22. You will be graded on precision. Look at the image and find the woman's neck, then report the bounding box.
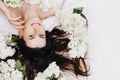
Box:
[22,4,39,22]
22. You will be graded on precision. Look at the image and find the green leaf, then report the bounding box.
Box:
[12,1,16,5]
[73,7,84,14]
[15,60,26,76]
[19,70,27,76]
[50,74,55,79]
[6,1,11,4]
[47,73,57,80]
[11,36,18,42]
[15,60,22,70]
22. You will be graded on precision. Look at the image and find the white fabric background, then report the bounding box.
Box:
[0,0,120,80]
[84,0,120,80]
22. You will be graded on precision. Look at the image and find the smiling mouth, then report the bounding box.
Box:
[31,23,40,26]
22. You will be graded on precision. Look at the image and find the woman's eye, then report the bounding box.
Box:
[29,35,34,39]
[29,35,33,37]
[39,34,45,39]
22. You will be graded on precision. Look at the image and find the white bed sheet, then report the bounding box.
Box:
[85,0,120,80]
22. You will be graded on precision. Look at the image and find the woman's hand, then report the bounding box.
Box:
[6,10,25,38]
[5,10,25,29]
[0,1,25,29]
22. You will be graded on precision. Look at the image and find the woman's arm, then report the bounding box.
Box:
[0,0,9,14]
[38,8,55,19]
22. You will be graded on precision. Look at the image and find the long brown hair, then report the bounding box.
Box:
[16,25,88,80]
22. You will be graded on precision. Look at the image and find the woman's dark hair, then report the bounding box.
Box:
[16,26,88,80]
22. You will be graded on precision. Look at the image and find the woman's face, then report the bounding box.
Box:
[23,18,46,48]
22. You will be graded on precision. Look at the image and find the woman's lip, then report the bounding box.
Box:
[31,23,40,26]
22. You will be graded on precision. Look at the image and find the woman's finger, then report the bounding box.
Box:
[8,16,22,21]
[10,20,24,26]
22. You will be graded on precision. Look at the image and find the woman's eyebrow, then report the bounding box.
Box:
[39,34,46,38]
[39,34,45,36]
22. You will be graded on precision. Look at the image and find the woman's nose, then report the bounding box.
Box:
[34,26,39,34]
[34,26,38,30]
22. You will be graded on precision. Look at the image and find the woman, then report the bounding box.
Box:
[0,0,56,48]
[0,0,88,80]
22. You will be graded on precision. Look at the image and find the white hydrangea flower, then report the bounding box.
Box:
[34,62,60,80]
[25,0,42,5]
[49,0,64,12]
[0,59,24,80]
[0,74,4,80]
[39,0,64,12]
[0,35,5,41]
[56,11,88,58]
[34,73,46,80]
[11,70,23,80]
[0,42,6,48]
[68,35,88,58]
[56,11,86,29]
[0,32,15,59]
[3,0,24,8]
[39,0,51,12]
[0,61,9,73]
[0,46,15,58]
[0,32,12,42]
[0,48,15,59]
[7,59,16,68]
[44,62,60,78]
[3,72,12,80]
